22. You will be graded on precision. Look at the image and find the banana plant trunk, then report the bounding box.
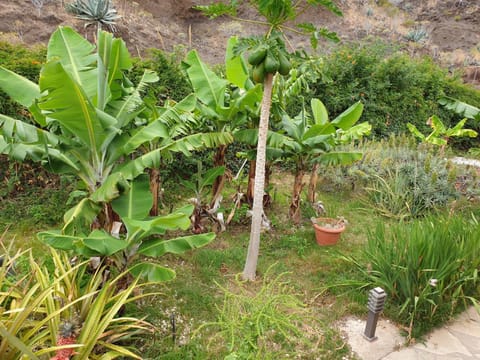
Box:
[243,72,274,281]
[149,167,161,216]
[307,162,319,203]
[92,203,116,233]
[210,144,227,209]
[289,165,305,224]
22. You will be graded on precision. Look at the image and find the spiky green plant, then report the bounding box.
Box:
[65,0,120,30]
[341,215,480,340]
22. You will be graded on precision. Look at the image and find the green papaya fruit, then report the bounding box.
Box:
[252,62,265,84]
[278,51,292,76]
[248,48,267,66]
[264,51,280,74]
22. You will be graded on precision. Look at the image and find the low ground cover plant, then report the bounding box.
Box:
[193,265,325,359]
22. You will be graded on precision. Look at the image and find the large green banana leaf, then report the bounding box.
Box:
[226,36,250,89]
[184,50,228,109]
[97,30,133,106]
[47,26,97,99]
[139,233,215,257]
[439,97,480,121]
[0,67,40,108]
[316,151,363,166]
[331,101,364,130]
[39,61,107,152]
[111,174,152,220]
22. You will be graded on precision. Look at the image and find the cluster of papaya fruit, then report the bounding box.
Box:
[247,38,292,84]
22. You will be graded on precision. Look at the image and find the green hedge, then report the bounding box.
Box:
[129,48,192,105]
[311,41,480,147]
[0,42,45,120]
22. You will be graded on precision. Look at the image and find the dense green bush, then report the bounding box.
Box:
[0,42,45,121]
[345,215,480,340]
[322,135,459,219]
[311,41,480,146]
[129,48,192,105]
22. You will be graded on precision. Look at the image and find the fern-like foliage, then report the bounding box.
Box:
[65,0,120,31]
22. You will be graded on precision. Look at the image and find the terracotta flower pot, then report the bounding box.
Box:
[312,217,346,246]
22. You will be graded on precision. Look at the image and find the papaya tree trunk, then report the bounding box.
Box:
[246,159,256,206]
[210,144,227,209]
[243,72,274,281]
[149,167,161,216]
[307,162,319,203]
[289,164,305,224]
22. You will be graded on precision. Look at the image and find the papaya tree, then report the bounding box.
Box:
[196,0,342,280]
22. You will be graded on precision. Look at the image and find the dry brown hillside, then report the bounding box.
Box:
[0,0,479,86]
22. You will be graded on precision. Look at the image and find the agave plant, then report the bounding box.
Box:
[66,0,120,31]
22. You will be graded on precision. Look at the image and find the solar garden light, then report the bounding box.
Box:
[363,287,387,341]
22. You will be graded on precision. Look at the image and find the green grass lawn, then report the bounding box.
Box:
[1,158,479,359]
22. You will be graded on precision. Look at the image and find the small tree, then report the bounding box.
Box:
[196,0,342,280]
[278,99,370,223]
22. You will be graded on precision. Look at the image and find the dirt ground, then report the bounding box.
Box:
[0,0,479,86]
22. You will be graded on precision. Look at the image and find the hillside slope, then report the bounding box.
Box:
[0,0,479,86]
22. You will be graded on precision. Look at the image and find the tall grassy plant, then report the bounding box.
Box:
[348,215,480,340]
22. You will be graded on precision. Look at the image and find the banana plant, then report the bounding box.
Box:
[180,161,226,233]
[407,115,478,155]
[439,96,480,122]
[182,37,262,209]
[279,99,370,223]
[0,26,229,233]
[39,174,215,282]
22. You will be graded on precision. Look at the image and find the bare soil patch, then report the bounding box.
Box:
[0,1,479,86]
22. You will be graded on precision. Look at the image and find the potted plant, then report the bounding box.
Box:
[311,216,347,246]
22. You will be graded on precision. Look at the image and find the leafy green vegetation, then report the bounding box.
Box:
[0,246,152,359]
[1,18,480,359]
[342,215,480,340]
[311,41,480,147]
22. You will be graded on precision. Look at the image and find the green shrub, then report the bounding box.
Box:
[0,42,45,121]
[344,215,480,340]
[311,41,480,146]
[129,48,192,105]
[322,135,459,218]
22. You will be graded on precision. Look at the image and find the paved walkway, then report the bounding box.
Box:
[339,307,480,360]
